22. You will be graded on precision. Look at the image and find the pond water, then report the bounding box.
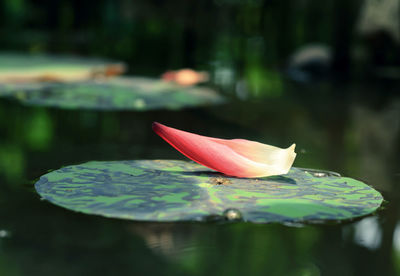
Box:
[0,80,399,276]
[1,0,400,275]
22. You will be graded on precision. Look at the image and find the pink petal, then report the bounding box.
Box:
[161,69,209,86]
[152,122,296,178]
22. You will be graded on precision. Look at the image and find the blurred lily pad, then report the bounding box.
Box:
[35,160,383,223]
[1,77,224,110]
[0,52,125,83]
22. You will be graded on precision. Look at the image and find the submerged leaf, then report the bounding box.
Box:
[34,160,383,223]
[153,122,296,178]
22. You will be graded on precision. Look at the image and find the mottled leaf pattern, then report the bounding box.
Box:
[35,160,383,223]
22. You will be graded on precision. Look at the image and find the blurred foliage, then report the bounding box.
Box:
[24,109,53,150]
[0,0,399,97]
[0,144,25,182]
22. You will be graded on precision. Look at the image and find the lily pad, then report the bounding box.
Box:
[0,77,224,110]
[34,160,383,223]
[0,52,125,83]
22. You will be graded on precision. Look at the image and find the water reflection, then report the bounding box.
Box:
[0,229,10,238]
[354,217,382,250]
[393,222,400,252]
[128,222,324,275]
[351,98,400,192]
[129,223,208,261]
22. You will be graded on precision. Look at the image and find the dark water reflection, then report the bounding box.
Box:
[0,80,399,276]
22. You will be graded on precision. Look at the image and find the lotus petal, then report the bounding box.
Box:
[161,69,209,86]
[152,122,296,178]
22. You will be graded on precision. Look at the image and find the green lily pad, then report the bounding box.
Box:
[34,160,383,223]
[0,77,224,110]
[0,52,124,83]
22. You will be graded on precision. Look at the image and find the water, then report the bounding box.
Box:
[1,0,400,275]
[0,80,399,275]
